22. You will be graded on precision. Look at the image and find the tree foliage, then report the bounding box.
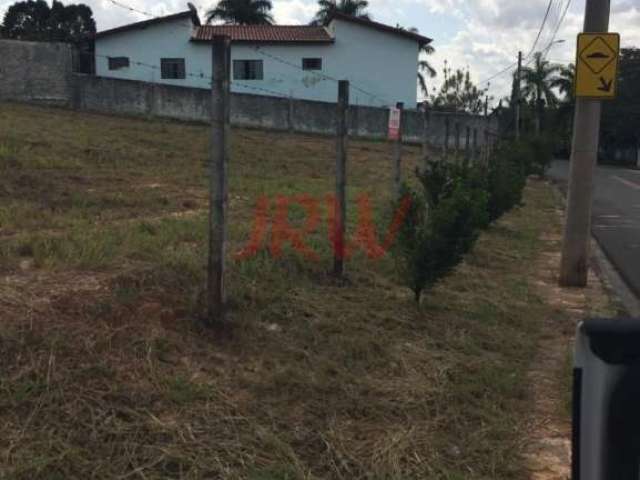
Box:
[206,0,274,25]
[312,0,369,25]
[521,53,562,108]
[521,52,563,134]
[430,65,488,113]
[392,136,549,305]
[417,43,436,97]
[601,47,640,163]
[551,63,575,102]
[1,0,95,43]
[393,161,490,304]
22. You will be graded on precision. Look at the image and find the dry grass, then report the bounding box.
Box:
[0,102,580,479]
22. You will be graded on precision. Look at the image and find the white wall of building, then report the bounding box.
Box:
[95,17,420,108]
[95,19,206,87]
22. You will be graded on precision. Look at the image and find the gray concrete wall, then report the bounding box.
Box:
[0,39,73,105]
[72,74,498,146]
[0,39,497,145]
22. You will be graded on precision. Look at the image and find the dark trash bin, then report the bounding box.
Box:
[573,319,640,479]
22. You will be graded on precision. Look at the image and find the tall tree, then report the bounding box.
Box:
[521,52,562,135]
[601,48,640,165]
[404,27,436,98]
[430,66,488,114]
[552,64,575,99]
[206,0,274,25]
[1,0,95,43]
[418,43,436,97]
[313,0,369,25]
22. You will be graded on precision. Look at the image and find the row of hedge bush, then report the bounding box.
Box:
[393,136,552,305]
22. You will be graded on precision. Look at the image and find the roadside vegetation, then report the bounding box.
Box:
[0,102,585,479]
[393,136,552,303]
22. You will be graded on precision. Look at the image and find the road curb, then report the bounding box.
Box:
[549,178,640,317]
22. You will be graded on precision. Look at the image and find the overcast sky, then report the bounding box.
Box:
[1,0,639,101]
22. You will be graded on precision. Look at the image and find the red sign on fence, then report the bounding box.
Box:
[388,107,401,141]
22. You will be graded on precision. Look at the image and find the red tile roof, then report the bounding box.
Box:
[192,25,334,44]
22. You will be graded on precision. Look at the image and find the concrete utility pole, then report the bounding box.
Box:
[393,102,404,198]
[559,0,611,287]
[515,51,522,141]
[334,80,349,277]
[208,35,231,325]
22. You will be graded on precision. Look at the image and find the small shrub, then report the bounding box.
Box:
[394,179,488,305]
[526,136,554,176]
[486,142,528,222]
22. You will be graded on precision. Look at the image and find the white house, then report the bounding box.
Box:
[94,7,431,108]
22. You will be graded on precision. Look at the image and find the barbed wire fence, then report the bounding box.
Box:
[81,0,503,325]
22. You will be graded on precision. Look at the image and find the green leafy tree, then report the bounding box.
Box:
[206,0,274,25]
[313,0,369,25]
[430,65,488,114]
[551,63,575,102]
[601,48,640,165]
[521,52,562,135]
[394,163,489,305]
[1,0,95,43]
[547,63,576,153]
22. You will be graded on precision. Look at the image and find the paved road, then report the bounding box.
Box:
[550,161,640,298]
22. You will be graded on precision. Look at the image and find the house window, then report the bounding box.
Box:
[233,60,263,80]
[108,57,129,70]
[161,58,186,79]
[302,58,322,71]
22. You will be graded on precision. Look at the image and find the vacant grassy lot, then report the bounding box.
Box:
[0,103,608,479]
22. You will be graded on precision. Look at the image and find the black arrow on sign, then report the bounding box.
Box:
[597,76,613,92]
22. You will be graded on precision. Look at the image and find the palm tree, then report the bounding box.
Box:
[521,52,562,135]
[551,63,576,152]
[313,0,369,25]
[551,63,575,103]
[206,0,274,25]
[410,27,436,97]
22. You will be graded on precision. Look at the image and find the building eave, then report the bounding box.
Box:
[94,10,200,40]
[326,12,432,46]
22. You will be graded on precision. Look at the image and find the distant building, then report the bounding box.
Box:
[93,8,431,108]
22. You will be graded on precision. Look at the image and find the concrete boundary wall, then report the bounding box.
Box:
[73,74,497,147]
[0,39,73,105]
[0,39,497,146]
